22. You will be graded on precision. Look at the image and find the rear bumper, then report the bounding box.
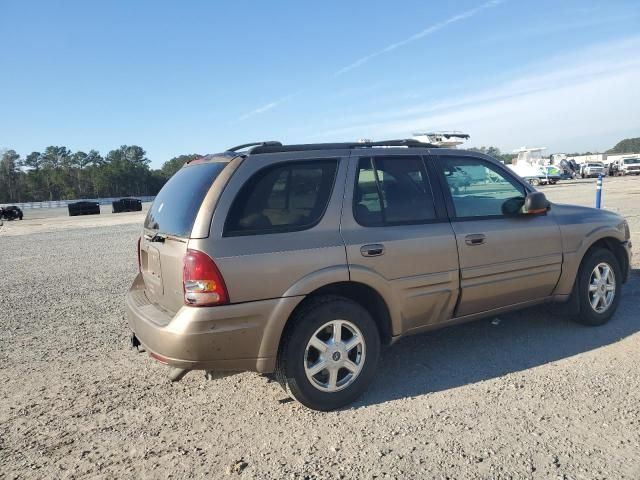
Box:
[126,273,302,373]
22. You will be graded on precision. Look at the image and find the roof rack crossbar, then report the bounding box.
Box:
[226,141,283,152]
[248,139,438,154]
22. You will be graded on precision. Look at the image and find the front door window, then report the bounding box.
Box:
[440,157,526,217]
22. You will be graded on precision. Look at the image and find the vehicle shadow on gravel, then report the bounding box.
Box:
[355,269,640,408]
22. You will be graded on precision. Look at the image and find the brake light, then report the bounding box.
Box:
[182,249,229,306]
[137,237,141,273]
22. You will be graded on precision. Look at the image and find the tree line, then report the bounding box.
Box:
[2,137,637,204]
[0,146,198,204]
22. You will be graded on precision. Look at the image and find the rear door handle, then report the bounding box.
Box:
[464,234,486,246]
[360,244,385,257]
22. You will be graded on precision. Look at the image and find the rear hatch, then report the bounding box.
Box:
[140,161,229,314]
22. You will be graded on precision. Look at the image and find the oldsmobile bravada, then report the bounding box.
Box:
[127,139,631,410]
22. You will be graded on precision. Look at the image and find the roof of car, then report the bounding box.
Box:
[228,139,440,155]
[187,141,500,167]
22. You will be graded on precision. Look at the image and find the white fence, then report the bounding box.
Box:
[1,196,156,209]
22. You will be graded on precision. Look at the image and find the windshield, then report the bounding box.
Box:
[588,163,603,167]
[144,162,227,237]
[623,158,640,164]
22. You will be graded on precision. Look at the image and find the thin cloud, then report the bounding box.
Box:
[236,0,504,121]
[237,101,279,122]
[333,0,503,77]
[305,37,640,152]
[236,91,302,122]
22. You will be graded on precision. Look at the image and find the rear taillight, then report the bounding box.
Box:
[137,237,141,273]
[182,249,229,307]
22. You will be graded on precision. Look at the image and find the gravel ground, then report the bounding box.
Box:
[1,177,639,479]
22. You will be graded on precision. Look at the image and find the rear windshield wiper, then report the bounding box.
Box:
[144,233,166,243]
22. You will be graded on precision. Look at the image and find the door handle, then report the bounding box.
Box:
[360,244,385,257]
[465,234,486,246]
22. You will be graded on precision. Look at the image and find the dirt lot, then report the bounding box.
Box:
[1,177,639,479]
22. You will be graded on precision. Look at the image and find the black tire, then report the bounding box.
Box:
[572,248,622,326]
[276,295,381,411]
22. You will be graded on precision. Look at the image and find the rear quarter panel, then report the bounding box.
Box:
[188,151,351,303]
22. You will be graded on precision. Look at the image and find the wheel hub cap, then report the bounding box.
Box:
[588,262,616,314]
[304,320,366,392]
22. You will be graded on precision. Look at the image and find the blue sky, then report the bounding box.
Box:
[2,0,640,167]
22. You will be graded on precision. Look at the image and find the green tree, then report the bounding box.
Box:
[0,144,190,202]
[0,149,21,202]
[161,154,200,178]
[40,146,72,199]
[24,151,43,171]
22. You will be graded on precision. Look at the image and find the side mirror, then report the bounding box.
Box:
[524,191,550,214]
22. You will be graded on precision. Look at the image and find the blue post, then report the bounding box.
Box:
[596,175,602,209]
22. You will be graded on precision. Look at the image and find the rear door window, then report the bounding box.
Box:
[354,156,437,226]
[224,159,338,236]
[144,162,227,237]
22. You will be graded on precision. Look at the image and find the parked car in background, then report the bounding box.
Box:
[580,162,605,178]
[112,198,142,213]
[616,157,640,175]
[0,205,23,220]
[68,201,100,216]
[127,139,631,410]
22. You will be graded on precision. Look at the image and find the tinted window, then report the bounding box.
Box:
[440,157,526,217]
[354,156,437,226]
[225,159,338,235]
[144,162,227,237]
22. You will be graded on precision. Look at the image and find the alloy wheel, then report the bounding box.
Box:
[588,262,616,313]
[303,320,366,392]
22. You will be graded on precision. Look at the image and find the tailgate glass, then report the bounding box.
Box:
[145,162,227,237]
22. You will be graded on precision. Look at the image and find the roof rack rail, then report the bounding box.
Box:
[227,141,283,152]
[248,138,437,154]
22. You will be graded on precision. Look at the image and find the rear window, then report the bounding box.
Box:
[144,162,227,237]
[224,159,338,236]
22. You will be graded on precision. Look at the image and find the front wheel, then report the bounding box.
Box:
[276,296,380,411]
[572,248,622,326]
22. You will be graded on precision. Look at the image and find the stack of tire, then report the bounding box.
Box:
[68,201,100,216]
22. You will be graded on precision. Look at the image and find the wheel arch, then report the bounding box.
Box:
[555,223,629,296]
[581,237,629,282]
[279,281,394,353]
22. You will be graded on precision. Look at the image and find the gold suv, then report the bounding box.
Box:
[127,140,632,410]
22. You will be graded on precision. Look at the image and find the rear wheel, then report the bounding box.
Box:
[529,178,541,186]
[276,295,380,411]
[572,248,621,326]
